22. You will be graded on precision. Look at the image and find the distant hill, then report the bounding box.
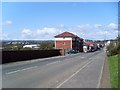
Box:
[2,40,54,43]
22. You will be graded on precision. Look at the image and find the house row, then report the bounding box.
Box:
[54,32,103,54]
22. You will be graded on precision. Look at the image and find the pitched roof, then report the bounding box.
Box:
[84,41,94,45]
[55,32,77,37]
[79,37,84,40]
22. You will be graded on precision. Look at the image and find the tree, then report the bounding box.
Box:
[39,42,54,50]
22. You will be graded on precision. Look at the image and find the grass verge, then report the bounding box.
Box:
[108,54,118,88]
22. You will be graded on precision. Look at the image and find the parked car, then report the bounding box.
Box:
[87,46,98,52]
[67,50,78,54]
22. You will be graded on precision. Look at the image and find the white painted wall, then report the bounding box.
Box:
[55,37,72,41]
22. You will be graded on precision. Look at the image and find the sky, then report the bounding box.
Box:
[1,2,118,40]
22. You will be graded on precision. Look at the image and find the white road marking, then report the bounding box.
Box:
[6,61,61,75]
[46,61,61,66]
[81,57,85,59]
[6,66,38,75]
[97,59,105,88]
[56,60,93,88]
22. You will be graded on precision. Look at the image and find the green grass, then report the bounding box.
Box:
[108,54,118,88]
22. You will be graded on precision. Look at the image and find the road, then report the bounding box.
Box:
[2,49,106,88]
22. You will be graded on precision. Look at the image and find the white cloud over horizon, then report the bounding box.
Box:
[70,23,118,40]
[94,24,102,29]
[21,29,33,38]
[21,27,61,40]
[2,23,118,40]
[107,23,118,30]
[37,27,57,35]
[1,33,10,40]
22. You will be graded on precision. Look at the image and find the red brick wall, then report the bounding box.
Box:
[59,49,65,56]
[55,40,72,49]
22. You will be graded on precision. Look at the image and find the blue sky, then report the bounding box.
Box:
[2,2,118,40]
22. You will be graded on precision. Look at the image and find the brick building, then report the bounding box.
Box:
[54,32,83,53]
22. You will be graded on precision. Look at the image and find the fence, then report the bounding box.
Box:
[2,49,62,64]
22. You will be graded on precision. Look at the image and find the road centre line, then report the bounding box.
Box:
[6,66,38,75]
[56,59,94,88]
[6,61,61,75]
[46,61,61,66]
[81,57,85,59]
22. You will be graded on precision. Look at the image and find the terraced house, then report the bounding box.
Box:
[54,32,84,53]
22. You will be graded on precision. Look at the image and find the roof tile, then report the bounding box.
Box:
[55,32,77,37]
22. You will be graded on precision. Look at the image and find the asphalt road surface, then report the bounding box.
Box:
[2,49,106,88]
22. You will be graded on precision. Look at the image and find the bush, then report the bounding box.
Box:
[108,47,118,56]
[107,40,120,56]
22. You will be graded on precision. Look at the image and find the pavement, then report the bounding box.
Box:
[100,55,111,88]
[2,49,107,88]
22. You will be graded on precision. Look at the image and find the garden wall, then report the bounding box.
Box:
[2,49,62,64]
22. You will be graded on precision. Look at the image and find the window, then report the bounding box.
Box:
[63,42,65,45]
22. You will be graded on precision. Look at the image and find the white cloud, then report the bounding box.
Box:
[5,20,12,24]
[36,27,60,39]
[21,29,33,38]
[94,24,102,29]
[1,33,10,40]
[11,23,119,40]
[69,23,118,40]
[21,27,61,40]
[107,23,118,30]
[80,32,85,35]
[58,24,64,28]
[55,24,68,33]
[2,20,12,25]
[37,27,57,35]
[70,32,77,35]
